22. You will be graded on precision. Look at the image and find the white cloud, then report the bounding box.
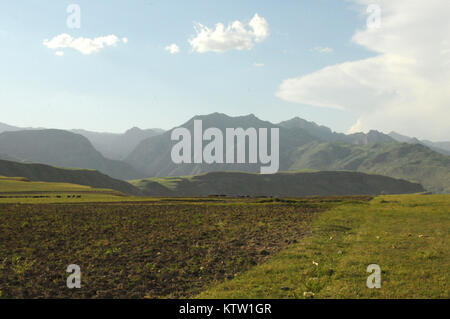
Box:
[189,13,269,53]
[254,62,264,67]
[122,37,128,44]
[165,43,180,54]
[312,46,333,54]
[43,33,125,55]
[55,51,64,56]
[277,0,450,140]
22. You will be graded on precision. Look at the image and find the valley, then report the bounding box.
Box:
[0,114,448,299]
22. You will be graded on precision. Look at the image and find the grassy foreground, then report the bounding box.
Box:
[198,194,449,299]
[0,191,447,299]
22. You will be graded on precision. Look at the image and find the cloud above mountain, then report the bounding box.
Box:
[43,34,127,55]
[276,0,450,140]
[189,13,269,53]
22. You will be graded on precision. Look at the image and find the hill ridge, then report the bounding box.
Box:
[132,170,424,197]
[0,159,142,195]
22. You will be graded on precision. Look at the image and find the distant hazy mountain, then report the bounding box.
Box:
[0,153,20,162]
[72,127,163,160]
[126,113,317,176]
[0,159,141,195]
[0,122,21,133]
[431,141,450,152]
[126,113,449,193]
[278,117,341,141]
[389,132,450,156]
[278,117,394,145]
[131,171,424,197]
[435,141,450,151]
[0,122,164,160]
[0,130,144,180]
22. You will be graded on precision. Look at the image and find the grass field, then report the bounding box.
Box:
[130,176,195,191]
[198,194,449,299]
[0,176,95,193]
[0,176,129,203]
[0,184,448,299]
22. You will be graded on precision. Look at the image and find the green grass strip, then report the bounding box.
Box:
[198,194,449,299]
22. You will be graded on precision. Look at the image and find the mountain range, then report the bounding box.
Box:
[0,122,164,160]
[126,113,449,193]
[388,131,450,156]
[0,114,449,194]
[279,117,395,145]
[71,127,163,160]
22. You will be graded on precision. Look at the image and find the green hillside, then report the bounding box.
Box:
[289,142,450,193]
[0,175,93,192]
[0,159,142,195]
[131,171,424,197]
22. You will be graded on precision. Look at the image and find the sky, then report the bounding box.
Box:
[0,0,449,141]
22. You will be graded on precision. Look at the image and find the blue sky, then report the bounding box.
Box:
[1,0,448,140]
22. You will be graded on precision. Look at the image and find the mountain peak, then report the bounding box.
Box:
[184,113,270,128]
[125,127,143,134]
